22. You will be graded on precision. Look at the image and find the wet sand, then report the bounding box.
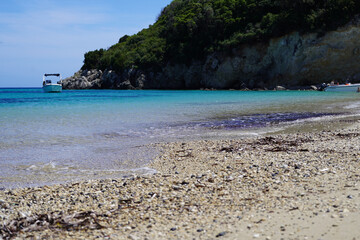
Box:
[1,118,360,239]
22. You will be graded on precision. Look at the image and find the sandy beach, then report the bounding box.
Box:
[1,118,360,239]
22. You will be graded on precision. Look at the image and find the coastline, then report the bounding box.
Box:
[1,118,360,239]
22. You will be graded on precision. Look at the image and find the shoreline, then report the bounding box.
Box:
[1,118,360,239]
[6,88,358,190]
[1,110,356,190]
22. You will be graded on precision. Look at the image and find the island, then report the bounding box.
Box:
[63,0,360,90]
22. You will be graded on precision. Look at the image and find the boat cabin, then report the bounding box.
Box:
[43,80,52,85]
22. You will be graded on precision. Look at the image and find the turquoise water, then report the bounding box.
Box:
[1,88,360,188]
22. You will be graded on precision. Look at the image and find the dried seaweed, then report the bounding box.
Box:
[0,211,105,239]
[255,136,305,147]
[335,133,360,138]
[219,146,236,152]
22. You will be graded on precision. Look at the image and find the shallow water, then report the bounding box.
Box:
[1,88,360,188]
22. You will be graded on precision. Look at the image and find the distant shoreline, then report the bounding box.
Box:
[1,86,322,91]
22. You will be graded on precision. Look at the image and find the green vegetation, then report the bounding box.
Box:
[82,0,360,72]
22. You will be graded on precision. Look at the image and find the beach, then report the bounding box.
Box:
[1,117,359,239]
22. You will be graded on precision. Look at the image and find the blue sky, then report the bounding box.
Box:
[0,0,172,87]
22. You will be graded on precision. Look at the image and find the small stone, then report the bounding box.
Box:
[216,232,226,237]
[253,233,260,238]
[170,227,177,231]
[195,183,206,188]
[119,197,133,204]
[172,185,182,191]
[180,180,189,185]
[124,226,132,231]
[347,195,353,199]
[197,228,204,232]
[225,176,234,182]
[128,235,139,240]
[280,226,286,231]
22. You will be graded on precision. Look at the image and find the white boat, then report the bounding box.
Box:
[42,73,62,93]
[325,83,360,92]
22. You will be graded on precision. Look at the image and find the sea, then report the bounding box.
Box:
[1,88,360,189]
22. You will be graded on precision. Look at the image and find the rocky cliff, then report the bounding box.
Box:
[62,18,360,90]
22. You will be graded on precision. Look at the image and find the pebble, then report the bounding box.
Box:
[216,232,227,237]
[172,185,182,191]
[128,234,139,240]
